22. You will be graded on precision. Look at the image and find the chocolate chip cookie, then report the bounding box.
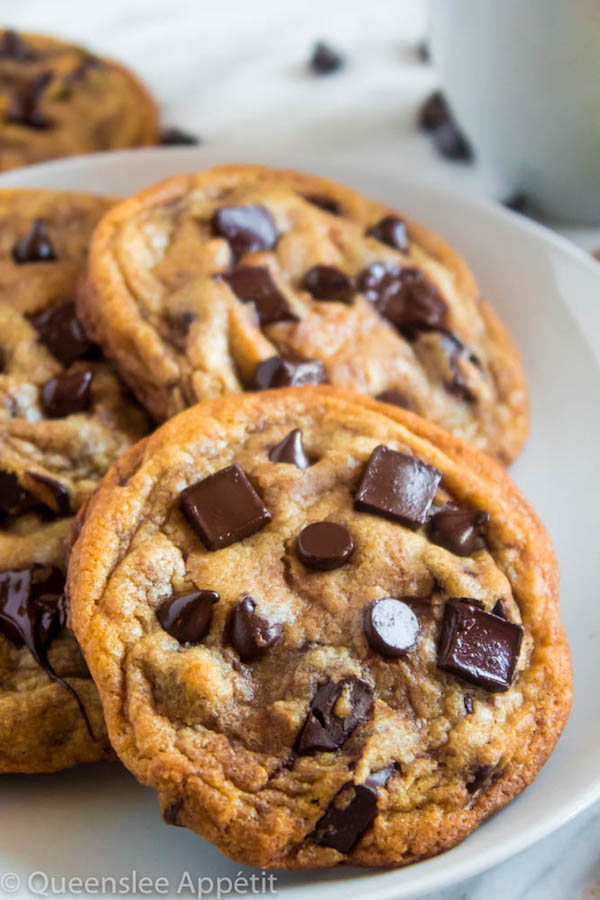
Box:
[0,189,149,772]
[0,29,158,171]
[67,387,570,868]
[78,164,529,464]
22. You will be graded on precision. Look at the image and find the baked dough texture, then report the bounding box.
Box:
[78,164,529,464]
[68,387,570,868]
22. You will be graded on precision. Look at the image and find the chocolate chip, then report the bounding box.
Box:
[223,266,297,326]
[7,72,52,129]
[0,564,92,734]
[27,473,71,517]
[160,127,201,146]
[251,354,328,390]
[375,388,416,412]
[492,599,508,619]
[464,696,474,715]
[311,783,377,853]
[358,263,447,338]
[364,597,420,657]
[211,205,277,258]
[466,764,494,794]
[228,594,282,660]
[0,29,34,60]
[296,675,373,754]
[41,369,93,418]
[156,589,218,644]
[419,91,473,161]
[437,600,523,692]
[12,218,57,264]
[296,522,354,571]
[355,445,441,529]
[268,428,311,468]
[437,331,477,402]
[304,194,341,215]
[29,300,92,366]
[427,505,489,556]
[309,41,345,75]
[367,216,409,253]
[419,91,449,131]
[180,464,271,551]
[303,265,354,304]
[0,470,34,518]
[162,800,184,826]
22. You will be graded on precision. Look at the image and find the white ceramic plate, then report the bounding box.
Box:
[1,148,599,900]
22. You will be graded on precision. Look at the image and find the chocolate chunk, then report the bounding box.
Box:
[364,766,396,789]
[492,599,508,619]
[41,369,93,418]
[367,216,409,253]
[160,127,201,146]
[358,263,447,338]
[309,41,345,75]
[211,205,277,258]
[268,428,311,468]
[466,764,494,794]
[162,800,184,827]
[12,218,57,264]
[180,464,271,551]
[438,600,523,692]
[355,445,441,529]
[304,194,341,215]
[364,597,420,657]
[223,266,297,326]
[296,522,354,571]
[0,29,34,60]
[427,505,489,556]
[251,354,328,390]
[156,589,218,644]
[311,783,377,853]
[0,470,34,518]
[419,91,473,161]
[296,675,373,754]
[228,594,282,660]
[464,696,474,715]
[375,388,416,412]
[7,73,52,129]
[27,473,70,517]
[303,265,354,304]
[0,564,92,734]
[30,300,92,366]
[437,331,477,402]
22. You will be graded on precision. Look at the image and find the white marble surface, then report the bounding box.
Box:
[4,0,600,897]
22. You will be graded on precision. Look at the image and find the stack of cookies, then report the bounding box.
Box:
[0,155,571,867]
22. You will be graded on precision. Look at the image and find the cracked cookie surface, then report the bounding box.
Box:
[0,29,158,171]
[0,189,149,773]
[78,164,529,463]
[68,387,570,868]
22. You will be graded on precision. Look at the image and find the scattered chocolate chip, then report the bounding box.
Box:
[296,522,354,571]
[0,470,34,518]
[296,675,373,754]
[437,331,477,402]
[180,464,271,551]
[503,192,531,215]
[364,597,420,657]
[427,505,489,556]
[40,369,93,418]
[251,354,328,390]
[303,265,354,304]
[223,266,297,326]
[7,72,52,129]
[364,766,396,789]
[419,91,473,161]
[228,594,282,660]
[309,41,345,75]
[355,444,441,529]
[12,218,57,264]
[367,216,409,253]
[156,589,218,644]
[492,599,508,619]
[160,127,201,146]
[311,783,377,853]
[0,564,92,734]
[0,29,34,60]
[416,40,430,63]
[438,600,523,692]
[211,205,277,258]
[375,388,416,412]
[29,300,92,366]
[27,473,70,517]
[358,263,447,338]
[162,800,184,826]
[304,194,341,215]
[268,428,311,468]
[466,764,494,794]
[464,696,474,715]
